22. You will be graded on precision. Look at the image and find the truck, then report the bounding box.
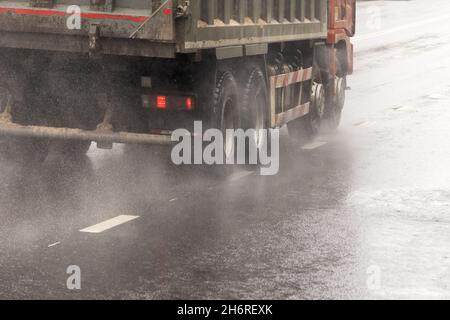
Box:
[0,0,355,165]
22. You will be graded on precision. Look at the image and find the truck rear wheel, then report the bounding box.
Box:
[240,65,270,165]
[212,70,239,164]
[205,69,240,176]
[241,66,268,150]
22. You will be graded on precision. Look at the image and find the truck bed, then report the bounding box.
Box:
[0,0,328,58]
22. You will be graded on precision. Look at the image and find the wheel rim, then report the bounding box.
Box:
[310,83,325,135]
[329,77,346,128]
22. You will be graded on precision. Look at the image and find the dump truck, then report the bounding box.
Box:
[0,0,355,164]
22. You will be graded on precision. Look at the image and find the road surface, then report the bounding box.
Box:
[1,0,450,299]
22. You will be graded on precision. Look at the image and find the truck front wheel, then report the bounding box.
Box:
[288,81,325,144]
[324,58,347,131]
[325,76,346,130]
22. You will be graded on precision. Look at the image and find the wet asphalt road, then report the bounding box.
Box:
[1,0,450,299]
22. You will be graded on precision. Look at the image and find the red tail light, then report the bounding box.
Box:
[142,94,194,111]
[186,97,192,110]
[163,8,173,16]
[156,96,167,109]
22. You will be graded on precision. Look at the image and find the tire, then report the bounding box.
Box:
[241,67,268,143]
[240,65,270,165]
[209,70,239,176]
[324,76,346,131]
[324,60,346,131]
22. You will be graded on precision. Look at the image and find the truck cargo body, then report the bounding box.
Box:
[0,0,355,164]
[0,0,328,57]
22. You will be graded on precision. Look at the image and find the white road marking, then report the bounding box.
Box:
[169,198,178,202]
[302,141,327,150]
[80,215,140,234]
[228,170,254,182]
[47,242,61,248]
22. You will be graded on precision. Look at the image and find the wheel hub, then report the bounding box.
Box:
[311,82,325,118]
